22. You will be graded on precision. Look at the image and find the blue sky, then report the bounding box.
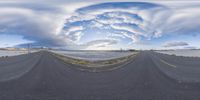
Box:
[0,0,200,50]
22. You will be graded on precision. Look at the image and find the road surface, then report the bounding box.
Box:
[0,51,200,100]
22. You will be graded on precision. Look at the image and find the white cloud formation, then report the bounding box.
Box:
[63,2,166,47]
[0,5,67,46]
[162,7,200,36]
[66,31,83,42]
[0,1,200,50]
[0,1,93,48]
[83,39,118,50]
[63,26,83,35]
[163,41,189,47]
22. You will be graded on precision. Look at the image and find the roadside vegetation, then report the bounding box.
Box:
[51,51,139,72]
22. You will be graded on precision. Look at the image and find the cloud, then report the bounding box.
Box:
[163,41,189,47]
[62,39,118,50]
[184,46,198,49]
[0,5,67,47]
[0,1,92,48]
[0,1,200,50]
[85,39,117,47]
[66,31,83,42]
[63,2,166,46]
[84,39,117,50]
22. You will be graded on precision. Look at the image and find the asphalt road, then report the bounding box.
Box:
[0,51,200,100]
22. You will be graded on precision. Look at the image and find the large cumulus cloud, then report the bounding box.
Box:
[0,3,67,47]
[0,1,91,48]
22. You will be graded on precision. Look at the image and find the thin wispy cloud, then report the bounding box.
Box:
[163,41,189,47]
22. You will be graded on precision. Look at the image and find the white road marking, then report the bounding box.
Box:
[160,59,177,68]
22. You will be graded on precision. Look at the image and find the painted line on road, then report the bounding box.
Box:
[160,59,177,68]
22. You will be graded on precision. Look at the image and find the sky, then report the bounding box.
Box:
[0,0,200,50]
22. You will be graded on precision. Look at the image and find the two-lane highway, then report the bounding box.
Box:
[0,51,200,100]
